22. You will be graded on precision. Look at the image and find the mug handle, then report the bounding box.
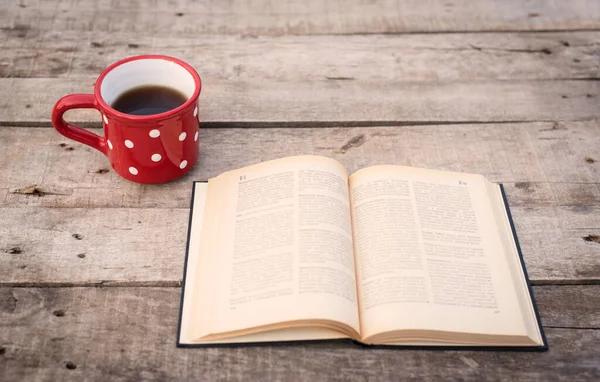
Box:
[51,94,108,155]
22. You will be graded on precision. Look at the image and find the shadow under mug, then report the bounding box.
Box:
[51,55,202,184]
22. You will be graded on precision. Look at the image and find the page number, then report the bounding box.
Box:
[458,180,467,186]
[240,175,247,181]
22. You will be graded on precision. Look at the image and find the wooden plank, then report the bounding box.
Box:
[1,121,599,206]
[0,287,598,381]
[1,32,599,81]
[534,285,600,328]
[1,202,598,285]
[0,208,186,286]
[2,0,600,36]
[2,78,600,125]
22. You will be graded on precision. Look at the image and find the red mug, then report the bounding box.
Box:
[52,55,202,184]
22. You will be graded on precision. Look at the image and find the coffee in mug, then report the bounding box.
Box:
[111,85,189,116]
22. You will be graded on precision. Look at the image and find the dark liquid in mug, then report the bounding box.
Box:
[111,85,188,115]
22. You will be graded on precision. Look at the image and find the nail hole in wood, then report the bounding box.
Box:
[65,361,77,370]
[7,247,22,254]
[585,157,596,164]
[53,309,65,317]
[582,234,600,243]
[514,182,533,191]
[72,233,83,240]
[77,253,86,258]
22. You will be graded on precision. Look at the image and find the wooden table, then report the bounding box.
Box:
[1,0,599,380]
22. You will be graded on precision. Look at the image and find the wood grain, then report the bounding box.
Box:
[0,287,598,382]
[534,285,600,328]
[2,0,599,379]
[1,32,599,81]
[1,123,599,285]
[2,0,600,36]
[1,121,599,207]
[1,202,598,285]
[2,78,600,125]
[0,207,186,286]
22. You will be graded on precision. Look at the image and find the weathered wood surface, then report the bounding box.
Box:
[2,78,600,125]
[2,121,599,205]
[2,32,599,81]
[2,0,599,380]
[1,123,599,285]
[3,31,599,125]
[1,203,599,285]
[2,0,600,36]
[534,285,600,328]
[0,287,599,382]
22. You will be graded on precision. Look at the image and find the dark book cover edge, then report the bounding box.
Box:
[498,183,549,351]
[176,181,203,347]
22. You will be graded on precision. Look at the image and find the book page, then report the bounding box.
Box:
[349,166,530,342]
[191,156,360,341]
[179,182,209,344]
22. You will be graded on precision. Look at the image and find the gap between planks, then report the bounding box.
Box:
[3,195,600,209]
[321,28,600,36]
[544,326,600,330]
[0,119,589,129]
[1,279,598,288]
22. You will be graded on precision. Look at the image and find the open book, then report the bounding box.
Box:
[178,155,546,349]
